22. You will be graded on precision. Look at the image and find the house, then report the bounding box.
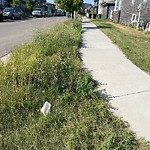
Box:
[82,3,93,16]
[95,0,115,19]
[45,2,55,9]
[113,0,150,25]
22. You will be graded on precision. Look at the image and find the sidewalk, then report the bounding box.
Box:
[80,17,150,141]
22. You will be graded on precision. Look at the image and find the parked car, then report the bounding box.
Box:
[55,9,66,16]
[32,8,45,17]
[0,4,3,22]
[44,11,52,17]
[3,7,23,20]
[0,8,3,22]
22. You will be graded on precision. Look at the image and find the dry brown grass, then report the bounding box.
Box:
[108,22,150,37]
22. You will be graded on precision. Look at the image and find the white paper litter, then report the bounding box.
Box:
[41,101,51,116]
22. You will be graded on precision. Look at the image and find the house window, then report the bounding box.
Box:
[132,0,135,5]
[131,14,137,22]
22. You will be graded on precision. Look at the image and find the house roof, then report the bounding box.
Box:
[101,0,115,6]
[82,3,93,9]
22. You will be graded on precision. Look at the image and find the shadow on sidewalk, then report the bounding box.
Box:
[97,25,111,29]
[83,26,97,30]
[82,21,91,24]
[80,41,90,48]
[99,90,113,101]
[78,50,113,101]
[82,25,111,30]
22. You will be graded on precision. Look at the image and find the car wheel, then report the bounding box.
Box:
[0,18,3,22]
[20,15,23,20]
[11,15,15,20]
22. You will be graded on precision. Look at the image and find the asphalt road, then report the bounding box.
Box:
[0,17,67,58]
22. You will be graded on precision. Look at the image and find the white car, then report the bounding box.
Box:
[32,8,45,17]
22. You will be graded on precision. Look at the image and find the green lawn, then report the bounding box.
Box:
[92,19,150,74]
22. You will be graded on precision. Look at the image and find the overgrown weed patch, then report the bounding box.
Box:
[0,19,149,149]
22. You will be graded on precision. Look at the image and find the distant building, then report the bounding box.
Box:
[113,0,150,25]
[45,2,55,11]
[95,0,115,19]
[36,0,46,5]
[82,3,93,15]
[45,2,55,8]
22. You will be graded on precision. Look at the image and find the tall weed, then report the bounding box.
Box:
[0,19,149,149]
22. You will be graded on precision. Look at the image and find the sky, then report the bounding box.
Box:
[47,0,94,5]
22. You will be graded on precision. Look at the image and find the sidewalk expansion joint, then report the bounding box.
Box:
[111,89,150,99]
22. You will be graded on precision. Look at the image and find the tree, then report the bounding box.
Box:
[54,0,83,18]
[33,2,41,9]
[11,0,21,7]
[25,0,32,14]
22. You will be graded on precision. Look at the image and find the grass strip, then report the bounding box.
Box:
[92,19,150,74]
[0,18,149,149]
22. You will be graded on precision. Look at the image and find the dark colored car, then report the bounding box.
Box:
[0,5,3,22]
[0,9,3,22]
[3,7,23,20]
[44,11,52,17]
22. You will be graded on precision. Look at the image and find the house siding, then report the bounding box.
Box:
[114,0,150,24]
[97,0,115,18]
[119,0,135,24]
[102,4,115,19]
[112,10,121,22]
[102,5,108,18]
[82,3,93,15]
[141,1,150,22]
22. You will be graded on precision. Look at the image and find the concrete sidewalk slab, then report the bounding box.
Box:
[80,17,150,141]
